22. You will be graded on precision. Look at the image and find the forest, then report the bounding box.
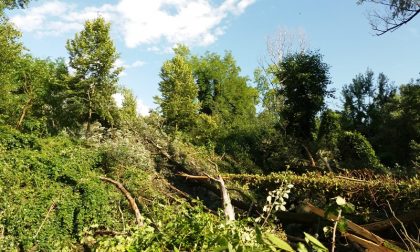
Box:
[0,0,419,251]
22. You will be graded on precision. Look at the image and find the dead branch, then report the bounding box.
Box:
[99,176,144,227]
[205,173,235,222]
[34,201,56,239]
[335,175,368,183]
[178,172,213,180]
[94,230,127,237]
[386,201,420,251]
[344,233,394,252]
[362,209,420,232]
[217,175,235,222]
[304,202,402,251]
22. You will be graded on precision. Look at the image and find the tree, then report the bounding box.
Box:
[66,17,121,136]
[0,9,24,124]
[341,69,375,134]
[117,88,139,129]
[276,51,332,142]
[157,47,199,131]
[12,56,59,132]
[358,0,420,35]
[0,0,30,10]
[191,51,258,127]
[341,70,396,136]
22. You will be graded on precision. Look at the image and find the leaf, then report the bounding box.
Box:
[342,203,355,214]
[255,226,263,244]
[303,232,328,252]
[335,196,346,206]
[267,195,272,203]
[264,233,295,252]
[337,219,348,232]
[297,243,309,252]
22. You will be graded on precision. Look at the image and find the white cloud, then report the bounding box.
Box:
[136,99,150,116]
[112,93,124,108]
[130,60,145,68]
[113,59,145,76]
[112,93,150,116]
[10,0,255,49]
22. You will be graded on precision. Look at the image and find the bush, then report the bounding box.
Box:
[337,131,385,172]
[0,131,125,251]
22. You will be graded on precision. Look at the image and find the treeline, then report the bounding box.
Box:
[1,3,419,176]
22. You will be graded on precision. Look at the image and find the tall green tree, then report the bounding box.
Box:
[66,17,121,136]
[117,88,139,129]
[0,8,24,124]
[157,47,199,131]
[276,51,332,142]
[341,70,396,136]
[12,56,61,132]
[191,51,258,127]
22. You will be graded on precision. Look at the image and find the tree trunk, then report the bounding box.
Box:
[216,175,235,222]
[302,143,316,167]
[16,98,33,129]
[99,176,144,227]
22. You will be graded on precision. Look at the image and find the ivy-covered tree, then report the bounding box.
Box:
[12,56,62,132]
[191,51,258,128]
[0,9,24,124]
[276,51,332,142]
[66,17,122,136]
[157,47,199,131]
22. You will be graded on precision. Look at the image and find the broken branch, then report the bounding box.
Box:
[99,176,144,227]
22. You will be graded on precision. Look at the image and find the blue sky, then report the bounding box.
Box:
[8,0,420,114]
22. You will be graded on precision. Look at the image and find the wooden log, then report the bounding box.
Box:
[217,175,235,222]
[99,176,144,227]
[304,202,403,251]
[344,233,394,252]
[362,209,420,232]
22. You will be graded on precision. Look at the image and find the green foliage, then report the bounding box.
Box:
[226,171,419,215]
[191,51,258,125]
[337,131,384,171]
[0,0,30,9]
[0,125,39,150]
[0,127,128,250]
[90,202,274,251]
[66,17,121,134]
[302,232,328,252]
[0,10,24,125]
[117,88,140,130]
[276,51,332,142]
[157,46,199,131]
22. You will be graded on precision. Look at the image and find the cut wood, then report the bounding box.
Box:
[217,175,235,222]
[304,202,403,251]
[344,233,395,252]
[204,173,235,222]
[362,209,420,232]
[99,176,144,227]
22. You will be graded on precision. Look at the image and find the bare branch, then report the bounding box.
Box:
[99,176,144,227]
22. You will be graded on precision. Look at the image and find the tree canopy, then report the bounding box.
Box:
[66,17,121,136]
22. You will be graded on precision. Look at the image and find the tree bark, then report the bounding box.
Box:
[302,144,316,167]
[216,175,235,222]
[304,202,402,251]
[16,98,33,129]
[99,176,144,227]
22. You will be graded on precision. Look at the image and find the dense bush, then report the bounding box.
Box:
[0,128,127,250]
[337,131,385,172]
